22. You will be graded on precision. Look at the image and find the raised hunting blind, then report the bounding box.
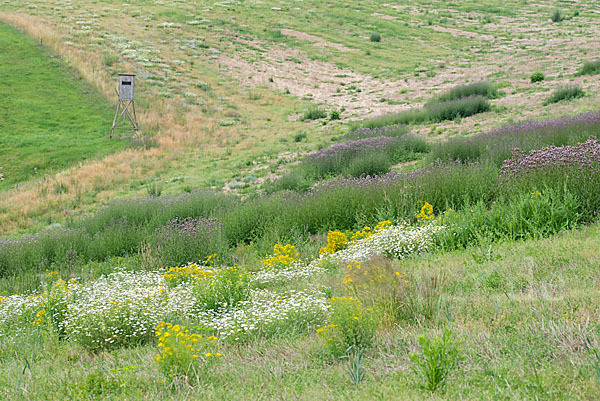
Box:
[109,73,139,138]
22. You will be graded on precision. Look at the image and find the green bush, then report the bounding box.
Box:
[551,9,564,22]
[434,188,582,250]
[543,85,584,105]
[191,266,251,311]
[293,132,307,142]
[530,72,545,83]
[301,108,327,121]
[102,51,119,67]
[429,137,481,163]
[263,170,312,193]
[342,151,392,177]
[369,33,381,42]
[410,329,462,392]
[329,109,341,121]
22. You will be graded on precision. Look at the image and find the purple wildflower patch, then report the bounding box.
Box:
[499,138,600,184]
[306,136,399,161]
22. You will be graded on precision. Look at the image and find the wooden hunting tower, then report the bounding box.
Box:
[109,73,139,138]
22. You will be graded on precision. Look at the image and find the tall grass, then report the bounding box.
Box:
[425,95,490,122]
[543,85,584,105]
[576,60,600,76]
[432,81,498,103]
[0,161,497,278]
[266,134,430,192]
[3,112,600,282]
[355,95,490,128]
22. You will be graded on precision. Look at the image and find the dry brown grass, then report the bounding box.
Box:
[0,148,175,233]
[0,13,224,233]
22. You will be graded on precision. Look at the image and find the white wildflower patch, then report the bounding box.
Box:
[198,288,330,342]
[333,222,445,263]
[0,293,45,337]
[0,267,330,349]
[251,259,326,286]
[62,270,168,349]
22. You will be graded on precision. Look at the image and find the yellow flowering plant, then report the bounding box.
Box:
[317,296,377,358]
[155,321,222,382]
[44,277,72,337]
[320,231,348,254]
[321,221,392,255]
[164,263,214,288]
[416,201,435,223]
[349,220,392,242]
[263,244,301,268]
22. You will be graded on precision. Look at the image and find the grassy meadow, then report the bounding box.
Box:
[0,23,128,188]
[0,0,600,399]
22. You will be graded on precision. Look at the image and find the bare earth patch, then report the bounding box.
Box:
[280,29,356,52]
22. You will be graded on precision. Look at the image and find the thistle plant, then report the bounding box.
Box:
[410,329,462,392]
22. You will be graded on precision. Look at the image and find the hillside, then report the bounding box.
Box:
[0,1,600,400]
[0,0,598,233]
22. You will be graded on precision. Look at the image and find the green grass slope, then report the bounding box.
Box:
[0,23,126,188]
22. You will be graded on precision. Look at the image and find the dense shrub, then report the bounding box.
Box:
[301,108,327,121]
[551,10,564,22]
[543,85,584,105]
[530,72,545,83]
[370,33,381,42]
[329,109,341,120]
[435,188,582,250]
[576,60,600,76]
[343,151,393,177]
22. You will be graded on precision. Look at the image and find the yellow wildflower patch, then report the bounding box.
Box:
[263,244,301,269]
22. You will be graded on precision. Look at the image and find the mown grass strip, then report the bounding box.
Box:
[0,23,127,187]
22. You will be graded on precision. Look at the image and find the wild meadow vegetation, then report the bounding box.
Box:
[1,0,600,399]
[354,82,496,128]
[2,107,600,399]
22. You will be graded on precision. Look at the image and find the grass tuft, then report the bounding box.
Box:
[543,85,584,105]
